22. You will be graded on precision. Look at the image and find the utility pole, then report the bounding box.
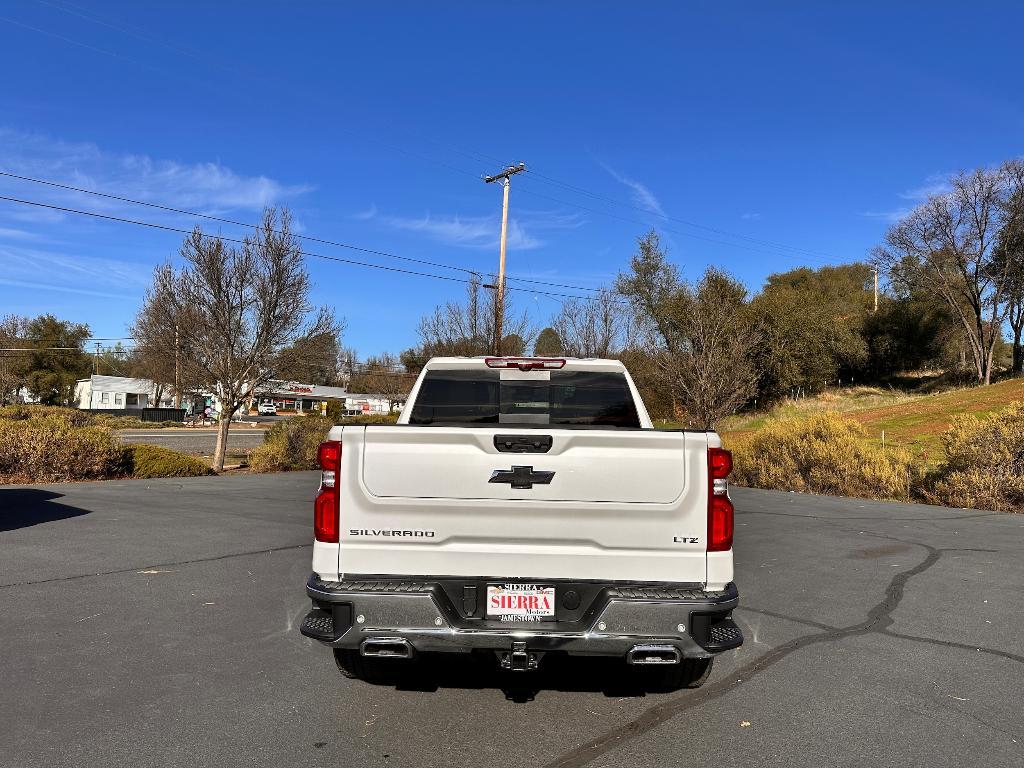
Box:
[174,324,182,409]
[94,342,101,375]
[873,267,879,313]
[483,162,526,356]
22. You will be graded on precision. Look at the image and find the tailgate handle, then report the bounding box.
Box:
[494,434,553,453]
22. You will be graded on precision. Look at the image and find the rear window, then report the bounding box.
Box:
[408,369,641,428]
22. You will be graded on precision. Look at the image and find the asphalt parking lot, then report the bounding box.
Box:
[116,428,267,456]
[1,474,1022,768]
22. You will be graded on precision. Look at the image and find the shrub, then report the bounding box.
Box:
[0,416,129,482]
[339,412,399,425]
[249,416,333,472]
[125,444,213,478]
[90,414,151,429]
[928,402,1024,512]
[0,404,93,427]
[326,400,343,421]
[730,413,917,501]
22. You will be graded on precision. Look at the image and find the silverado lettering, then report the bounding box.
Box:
[348,529,436,538]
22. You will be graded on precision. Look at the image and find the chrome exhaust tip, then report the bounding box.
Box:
[360,637,414,659]
[626,644,681,665]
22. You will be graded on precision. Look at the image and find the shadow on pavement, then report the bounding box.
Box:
[0,488,91,532]
[359,653,684,702]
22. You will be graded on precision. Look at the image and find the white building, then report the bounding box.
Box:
[73,375,403,416]
[74,375,179,410]
[343,393,405,415]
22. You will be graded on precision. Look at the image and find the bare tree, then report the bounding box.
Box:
[873,161,1024,384]
[616,231,760,427]
[992,181,1024,374]
[667,269,762,427]
[134,208,335,470]
[417,275,534,358]
[0,314,29,404]
[349,352,413,411]
[551,288,630,358]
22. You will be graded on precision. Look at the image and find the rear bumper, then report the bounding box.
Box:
[300,574,742,660]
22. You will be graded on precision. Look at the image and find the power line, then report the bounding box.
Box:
[0,170,477,277]
[0,193,609,303]
[0,171,608,295]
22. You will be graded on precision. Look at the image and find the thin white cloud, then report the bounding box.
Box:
[352,203,378,221]
[0,226,40,241]
[740,212,762,221]
[359,207,584,251]
[860,171,953,224]
[898,173,951,201]
[0,277,135,300]
[0,245,151,291]
[380,212,543,250]
[861,208,912,223]
[601,164,666,219]
[0,127,311,215]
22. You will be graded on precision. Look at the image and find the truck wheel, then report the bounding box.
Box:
[641,657,714,692]
[333,649,414,685]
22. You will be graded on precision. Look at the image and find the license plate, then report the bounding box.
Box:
[486,583,556,621]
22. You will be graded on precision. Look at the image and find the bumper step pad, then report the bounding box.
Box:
[704,618,744,652]
[300,610,335,640]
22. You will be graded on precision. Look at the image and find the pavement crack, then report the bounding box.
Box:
[882,629,1024,667]
[0,543,312,590]
[545,537,950,768]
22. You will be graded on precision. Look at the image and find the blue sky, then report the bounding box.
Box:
[1,2,1022,358]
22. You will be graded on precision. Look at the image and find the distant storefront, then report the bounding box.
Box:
[253,381,348,414]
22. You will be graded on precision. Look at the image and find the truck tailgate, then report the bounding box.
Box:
[362,427,685,504]
[335,426,709,583]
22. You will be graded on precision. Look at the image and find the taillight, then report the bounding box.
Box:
[708,447,733,552]
[484,357,566,370]
[314,440,341,543]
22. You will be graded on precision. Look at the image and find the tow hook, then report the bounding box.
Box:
[501,641,538,671]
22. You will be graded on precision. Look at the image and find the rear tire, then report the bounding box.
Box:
[333,648,416,685]
[640,657,714,692]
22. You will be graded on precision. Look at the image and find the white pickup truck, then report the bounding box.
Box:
[300,356,742,690]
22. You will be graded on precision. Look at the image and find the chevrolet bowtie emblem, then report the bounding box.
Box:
[489,465,555,490]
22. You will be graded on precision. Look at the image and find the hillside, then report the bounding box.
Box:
[718,378,1024,463]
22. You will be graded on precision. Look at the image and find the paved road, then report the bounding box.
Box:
[1,475,1022,768]
[117,428,267,455]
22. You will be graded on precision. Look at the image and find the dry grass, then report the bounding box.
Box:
[713,380,1024,468]
[730,413,919,501]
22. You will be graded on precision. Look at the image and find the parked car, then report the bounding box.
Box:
[257,402,277,415]
[300,356,741,689]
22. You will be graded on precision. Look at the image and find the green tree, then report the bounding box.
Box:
[751,263,873,398]
[399,347,428,373]
[273,322,345,385]
[501,333,526,356]
[533,327,563,356]
[864,257,964,376]
[22,315,92,405]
